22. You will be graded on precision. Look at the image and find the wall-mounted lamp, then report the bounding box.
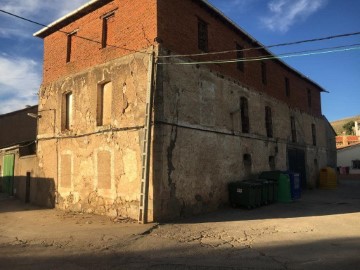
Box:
[27,113,41,119]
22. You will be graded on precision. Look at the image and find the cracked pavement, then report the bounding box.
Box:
[0,179,359,269]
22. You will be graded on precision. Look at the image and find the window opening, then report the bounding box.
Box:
[236,43,244,71]
[290,116,297,142]
[261,61,267,85]
[307,88,312,108]
[240,97,249,133]
[285,77,290,97]
[102,13,114,48]
[97,82,112,126]
[63,92,73,130]
[198,18,208,52]
[265,106,273,138]
[312,123,317,146]
[66,32,76,63]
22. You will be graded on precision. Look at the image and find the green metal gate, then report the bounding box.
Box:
[2,154,15,195]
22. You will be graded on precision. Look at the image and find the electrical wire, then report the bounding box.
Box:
[0,9,151,55]
[157,43,360,65]
[158,31,360,59]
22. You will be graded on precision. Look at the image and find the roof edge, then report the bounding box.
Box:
[33,0,113,38]
[198,0,327,92]
[0,105,38,118]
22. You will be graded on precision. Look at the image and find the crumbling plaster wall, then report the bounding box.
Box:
[37,52,151,220]
[152,57,329,220]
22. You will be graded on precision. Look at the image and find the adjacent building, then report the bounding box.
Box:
[0,106,53,206]
[33,0,336,222]
[337,143,360,175]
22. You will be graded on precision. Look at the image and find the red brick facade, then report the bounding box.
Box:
[38,0,323,116]
[157,0,322,116]
[40,0,157,84]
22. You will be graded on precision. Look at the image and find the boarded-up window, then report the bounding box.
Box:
[97,151,111,189]
[265,106,273,138]
[291,116,297,143]
[62,92,73,130]
[240,97,249,133]
[102,13,115,48]
[198,18,208,52]
[97,82,112,126]
[61,154,71,188]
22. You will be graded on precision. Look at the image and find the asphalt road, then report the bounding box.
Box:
[0,179,359,270]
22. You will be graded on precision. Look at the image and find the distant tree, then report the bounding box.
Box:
[343,121,355,135]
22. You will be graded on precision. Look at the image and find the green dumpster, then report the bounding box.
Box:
[244,181,262,207]
[228,181,260,209]
[259,171,292,203]
[251,179,270,205]
[267,180,277,203]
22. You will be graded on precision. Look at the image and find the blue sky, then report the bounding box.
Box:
[0,0,359,121]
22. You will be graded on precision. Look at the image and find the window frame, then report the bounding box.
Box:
[66,31,77,63]
[62,91,73,131]
[97,81,112,126]
[352,160,360,169]
[101,12,115,49]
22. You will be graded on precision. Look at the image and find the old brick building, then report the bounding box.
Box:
[34,0,335,222]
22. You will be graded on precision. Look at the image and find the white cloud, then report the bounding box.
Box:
[214,0,260,14]
[262,0,327,33]
[0,56,41,114]
[0,0,89,38]
[1,0,89,18]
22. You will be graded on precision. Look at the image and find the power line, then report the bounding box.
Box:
[157,43,360,65]
[0,9,151,55]
[158,31,360,59]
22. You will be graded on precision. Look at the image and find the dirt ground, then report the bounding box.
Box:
[0,179,359,270]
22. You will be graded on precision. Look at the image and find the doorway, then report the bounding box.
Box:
[2,154,15,195]
[287,148,307,189]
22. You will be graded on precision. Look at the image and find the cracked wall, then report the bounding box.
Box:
[37,52,152,220]
[152,55,331,221]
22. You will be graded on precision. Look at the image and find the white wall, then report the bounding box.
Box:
[337,145,360,174]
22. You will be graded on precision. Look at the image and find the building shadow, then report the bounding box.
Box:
[0,176,55,213]
[163,179,360,224]
[0,236,358,269]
